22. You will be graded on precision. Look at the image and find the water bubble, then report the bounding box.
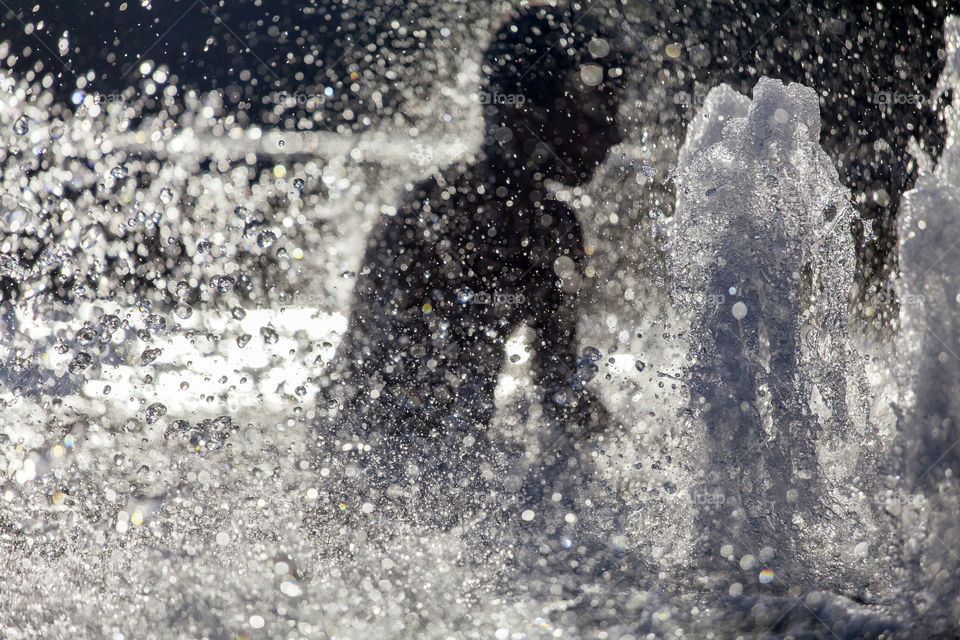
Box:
[48,121,64,139]
[237,334,251,348]
[231,306,246,320]
[140,347,162,365]
[293,177,305,190]
[159,188,173,205]
[13,115,29,135]
[110,164,129,179]
[635,359,646,372]
[257,230,277,249]
[509,354,521,363]
[145,403,167,424]
[260,326,279,344]
[234,205,248,219]
[196,240,212,254]
[731,301,748,320]
[174,304,193,320]
[457,287,474,303]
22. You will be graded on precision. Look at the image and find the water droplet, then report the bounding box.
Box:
[237,334,251,348]
[574,359,599,386]
[68,352,92,373]
[457,288,474,303]
[13,115,29,135]
[635,359,646,372]
[260,326,279,344]
[110,164,129,179]
[213,275,234,293]
[145,402,167,424]
[145,313,166,333]
[582,346,602,362]
[159,188,173,204]
[293,177,305,189]
[75,324,100,346]
[231,306,246,320]
[140,347,162,365]
[257,230,277,249]
[174,304,193,320]
[164,419,191,439]
[234,205,248,219]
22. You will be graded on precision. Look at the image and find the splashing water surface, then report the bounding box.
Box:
[3,7,960,640]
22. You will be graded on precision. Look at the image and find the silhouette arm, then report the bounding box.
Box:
[527,202,609,433]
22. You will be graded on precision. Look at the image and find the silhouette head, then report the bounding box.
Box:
[480,2,631,186]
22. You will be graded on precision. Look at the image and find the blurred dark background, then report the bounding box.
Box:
[1,0,957,300]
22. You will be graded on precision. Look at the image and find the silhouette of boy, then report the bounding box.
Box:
[322,4,629,458]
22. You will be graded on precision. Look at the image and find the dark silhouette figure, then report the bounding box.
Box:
[320,5,629,455]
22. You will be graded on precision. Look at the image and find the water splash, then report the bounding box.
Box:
[893,14,960,627]
[670,78,881,592]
